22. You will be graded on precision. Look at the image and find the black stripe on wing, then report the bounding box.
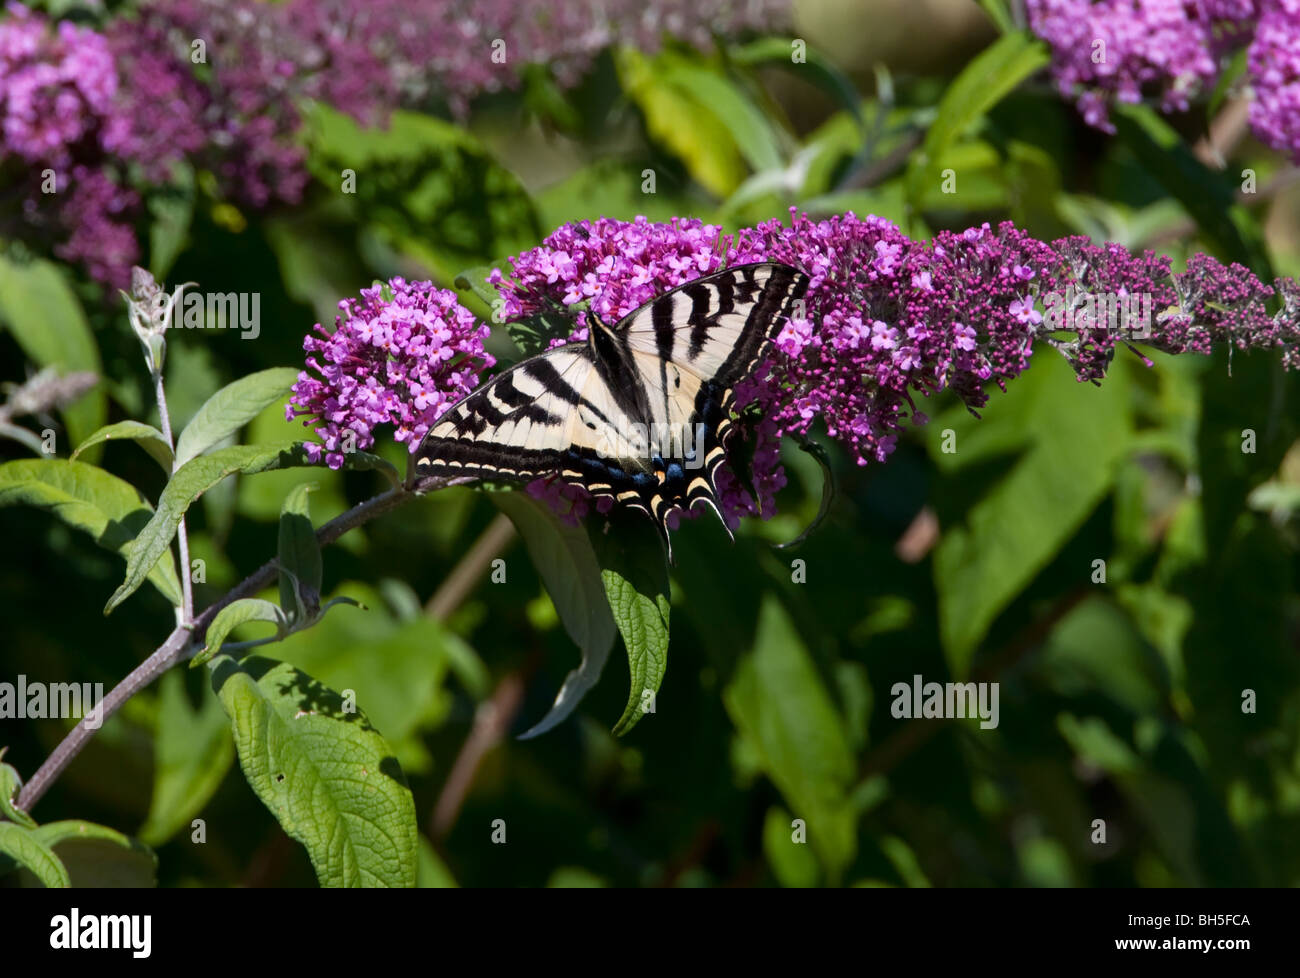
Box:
[716,263,808,385]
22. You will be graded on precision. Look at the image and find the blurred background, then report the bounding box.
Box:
[2,0,1299,887]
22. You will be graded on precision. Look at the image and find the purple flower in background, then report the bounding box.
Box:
[0,2,116,166]
[0,3,141,286]
[0,0,791,285]
[1027,0,1300,160]
[102,16,210,184]
[53,167,141,286]
[133,0,312,209]
[287,279,494,469]
[1026,0,1236,132]
[1248,0,1300,160]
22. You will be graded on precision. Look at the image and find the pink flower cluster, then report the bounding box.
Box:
[287,279,495,469]
[489,216,731,343]
[0,0,788,287]
[1026,0,1300,160]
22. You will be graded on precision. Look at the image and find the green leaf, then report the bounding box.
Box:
[139,670,235,846]
[0,459,182,606]
[763,805,820,887]
[0,254,104,450]
[24,821,155,887]
[72,421,173,472]
[591,516,671,737]
[453,265,501,310]
[730,38,864,128]
[209,654,418,887]
[503,308,578,359]
[339,448,401,485]
[279,482,322,620]
[536,158,696,230]
[416,836,459,888]
[0,822,69,887]
[263,208,374,326]
[0,752,36,828]
[192,598,286,668]
[106,442,315,613]
[1112,103,1271,272]
[301,105,539,284]
[723,595,856,880]
[975,0,1015,33]
[173,367,300,466]
[655,60,784,175]
[266,580,472,774]
[906,31,1048,208]
[491,492,617,738]
[451,266,574,359]
[547,867,608,887]
[930,353,1133,673]
[520,62,583,131]
[616,47,748,197]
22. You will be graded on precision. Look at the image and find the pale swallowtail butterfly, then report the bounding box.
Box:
[413,262,810,556]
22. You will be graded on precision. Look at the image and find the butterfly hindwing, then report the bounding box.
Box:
[413,262,810,546]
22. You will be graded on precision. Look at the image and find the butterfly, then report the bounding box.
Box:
[413,262,810,555]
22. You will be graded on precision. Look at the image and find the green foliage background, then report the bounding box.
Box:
[2,5,1300,887]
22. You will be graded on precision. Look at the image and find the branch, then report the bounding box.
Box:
[428,669,528,840]
[14,480,451,814]
[424,512,516,619]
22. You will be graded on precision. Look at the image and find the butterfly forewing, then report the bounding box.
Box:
[617,263,807,387]
[415,347,596,482]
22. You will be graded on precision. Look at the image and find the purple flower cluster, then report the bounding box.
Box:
[728,215,1068,469]
[0,0,788,286]
[294,212,1298,526]
[287,279,494,469]
[1027,0,1300,160]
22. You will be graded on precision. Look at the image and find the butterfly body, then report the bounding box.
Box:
[414,262,810,549]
